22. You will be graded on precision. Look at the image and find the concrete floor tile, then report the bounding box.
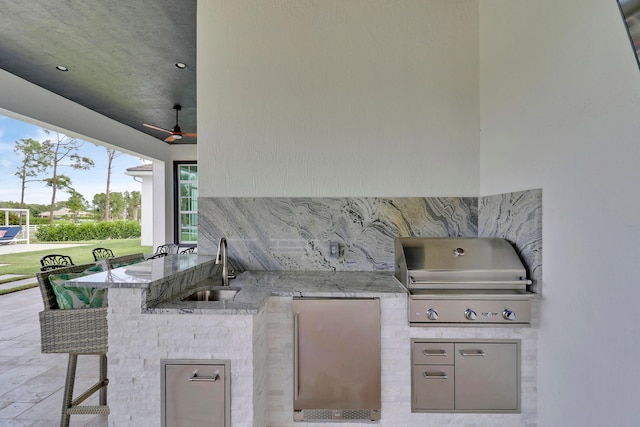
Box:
[0,288,109,425]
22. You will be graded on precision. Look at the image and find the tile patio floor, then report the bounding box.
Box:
[0,287,108,426]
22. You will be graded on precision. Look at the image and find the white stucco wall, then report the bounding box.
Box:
[479,1,640,425]
[197,0,480,197]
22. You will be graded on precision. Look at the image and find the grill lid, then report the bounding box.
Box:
[395,237,531,290]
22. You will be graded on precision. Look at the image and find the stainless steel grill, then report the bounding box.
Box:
[395,237,535,326]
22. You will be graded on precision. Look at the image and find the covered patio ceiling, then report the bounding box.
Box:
[0,0,197,145]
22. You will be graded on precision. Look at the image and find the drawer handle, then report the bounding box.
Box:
[422,349,447,357]
[423,371,448,379]
[188,369,219,382]
[459,349,485,357]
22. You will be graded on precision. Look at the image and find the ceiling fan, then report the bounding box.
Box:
[143,104,197,143]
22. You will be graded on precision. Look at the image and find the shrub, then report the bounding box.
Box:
[35,221,141,241]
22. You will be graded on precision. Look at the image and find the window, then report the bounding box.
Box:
[174,162,197,244]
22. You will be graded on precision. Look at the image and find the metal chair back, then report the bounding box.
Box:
[155,243,179,254]
[40,254,74,271]
[92,247,114,261]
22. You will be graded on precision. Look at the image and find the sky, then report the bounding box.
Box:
[0,114,144,205]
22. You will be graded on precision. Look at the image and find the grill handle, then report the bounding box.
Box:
[410,278,532,286]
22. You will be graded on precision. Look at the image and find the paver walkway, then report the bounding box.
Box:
[0,287,108,426]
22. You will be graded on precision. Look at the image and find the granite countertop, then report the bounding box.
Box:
[151,270,407,315]
[66,254,217,289]
[66,254,407,315]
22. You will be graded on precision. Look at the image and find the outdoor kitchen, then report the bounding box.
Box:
[66,188,541,426]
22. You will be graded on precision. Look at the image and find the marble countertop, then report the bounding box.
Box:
[152,270,407,315]
[67,254,217,289]
[65,254,407,315]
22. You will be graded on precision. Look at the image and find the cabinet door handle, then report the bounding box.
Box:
[459,349,485,357]
[423,349,447,357]
[422,370,448,379]
[293,312,300,401]
[188,369,219,382]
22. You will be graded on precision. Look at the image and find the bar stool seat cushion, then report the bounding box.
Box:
[49,264,107,309]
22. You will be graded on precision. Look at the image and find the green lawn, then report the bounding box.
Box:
[0,239,153,278]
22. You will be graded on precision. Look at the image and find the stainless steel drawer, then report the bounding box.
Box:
[161,360,231,427]
[412,342,454,365]
[412,365,454,410]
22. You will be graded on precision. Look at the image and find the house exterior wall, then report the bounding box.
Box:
[479,1,640,425]
[197,0,480,198]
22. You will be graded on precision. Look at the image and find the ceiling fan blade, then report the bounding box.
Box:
[178,132,197,137]
[164,135,177,143]
[143,123,173,134]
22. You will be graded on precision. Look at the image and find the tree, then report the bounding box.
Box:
[102,147,123,221]
[42,130,94,225]
[92,193,106,220]
[123,190,141,221]
[65,190,87,223]
[13,138,50,224]
[92,191,125,220]
[109,192,125,220]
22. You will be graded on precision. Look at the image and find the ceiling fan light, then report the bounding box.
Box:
[173,134,183,140]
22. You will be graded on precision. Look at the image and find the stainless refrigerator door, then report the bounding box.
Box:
[293,298,381,411]
[162,362,229,427]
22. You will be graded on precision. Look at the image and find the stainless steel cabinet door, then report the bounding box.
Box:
[412,365,455,410]
[454,343,519,411]
[293,298,381,411]
[162,361,229,427]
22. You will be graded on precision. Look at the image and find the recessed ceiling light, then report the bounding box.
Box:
[175,62,187,70]
[55,65,69,72]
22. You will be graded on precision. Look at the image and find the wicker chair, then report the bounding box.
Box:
[92,247,114,261]
[179,246,196,254]
[40,254,74,271]
[106,252,145,269]
[37,263,109,426]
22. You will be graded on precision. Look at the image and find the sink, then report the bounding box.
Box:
[181,287,240,302]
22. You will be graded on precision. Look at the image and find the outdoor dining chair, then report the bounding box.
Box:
[147,252,168,260]
[155,243,179,254]
[40,254,74,271]
[36,263,109,427]
[92,247,114,261]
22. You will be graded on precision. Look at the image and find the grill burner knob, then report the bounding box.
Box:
[503,309,516,321]
[426,308,439,320]
[464,309,477,320]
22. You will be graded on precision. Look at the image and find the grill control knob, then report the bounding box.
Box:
[503,309,516,321]
[426,308,439,321]
[464,308,477,320]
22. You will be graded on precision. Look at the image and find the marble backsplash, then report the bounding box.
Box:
[199,197,477,271]
[479,189,543,293]
[198,190,541,281]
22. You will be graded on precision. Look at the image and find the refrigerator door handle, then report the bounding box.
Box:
[293,312,300,401]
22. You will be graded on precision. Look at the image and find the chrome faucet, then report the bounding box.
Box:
[216,237,233,286]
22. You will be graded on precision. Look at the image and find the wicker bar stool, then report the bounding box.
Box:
[36,263,109,427]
